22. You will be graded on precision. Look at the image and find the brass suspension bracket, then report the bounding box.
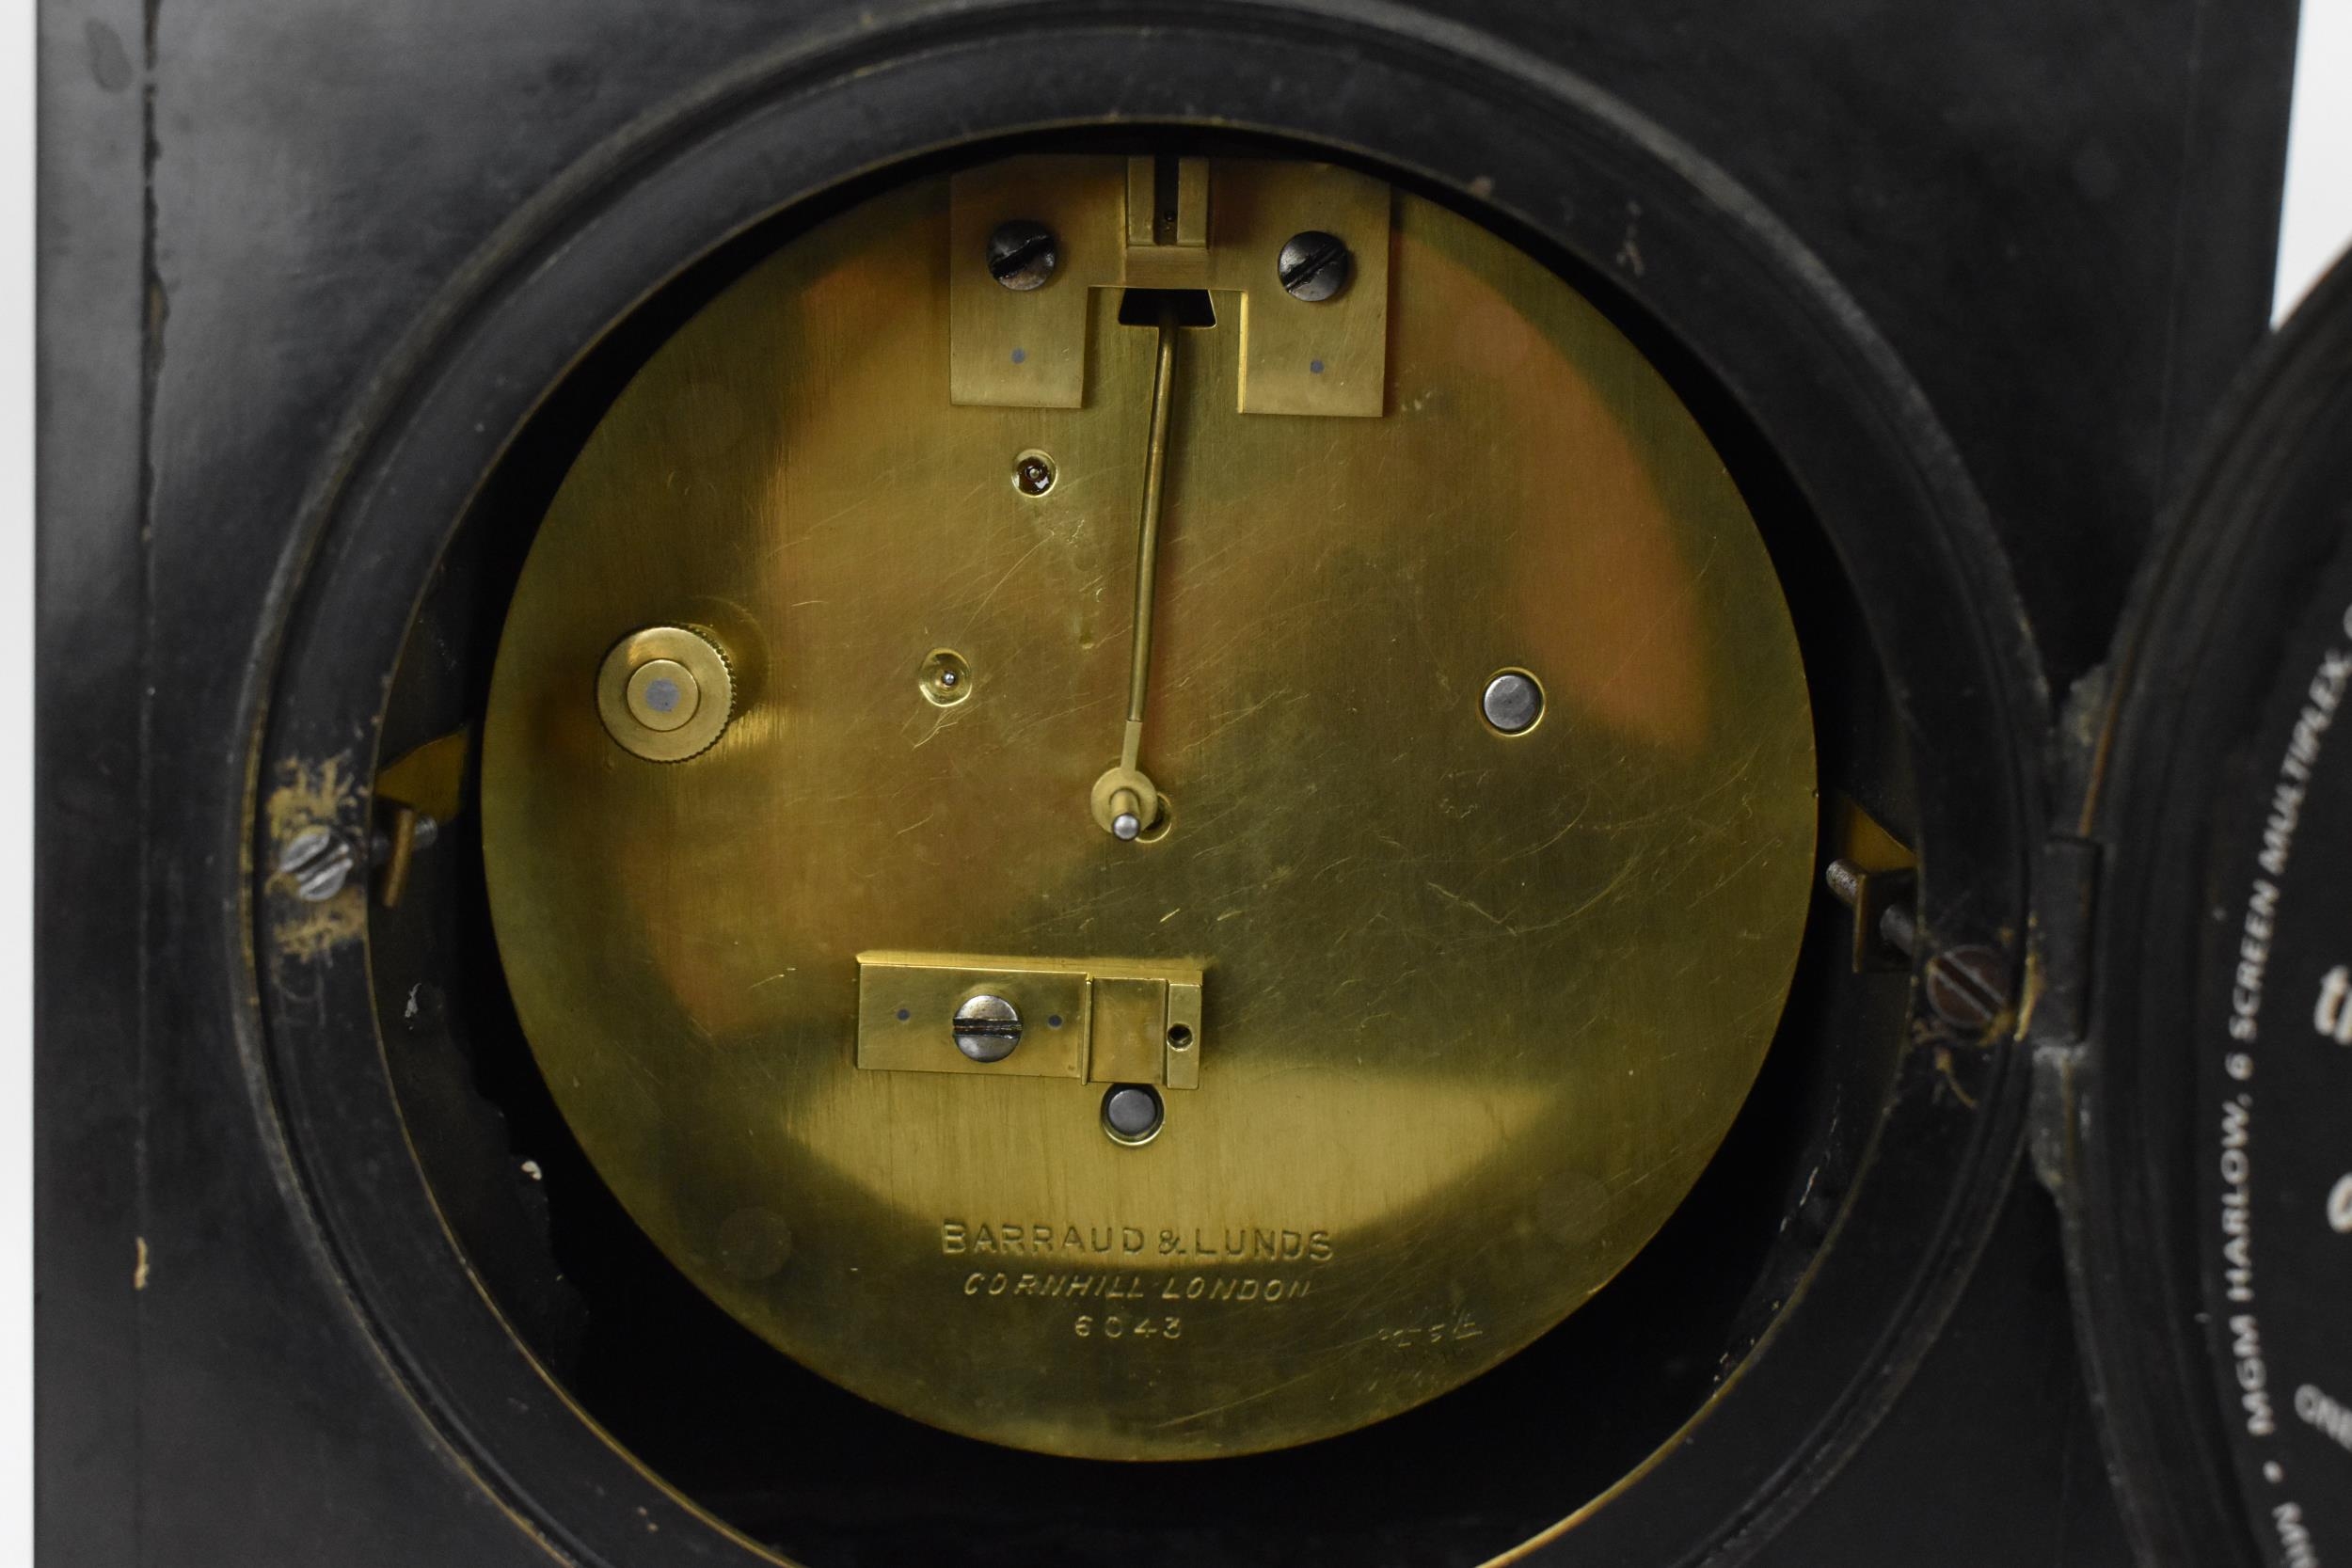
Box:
[854,952,1204,1090]
[1821,796,1921,973]
[372,727,471,910]
[948,154,1391,417]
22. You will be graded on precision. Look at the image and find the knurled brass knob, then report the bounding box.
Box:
[596,626,734,762]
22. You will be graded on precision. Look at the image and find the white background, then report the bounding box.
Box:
[2280,0,2352,318]
[0,5,2347,1558]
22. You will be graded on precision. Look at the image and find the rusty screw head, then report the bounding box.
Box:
[987,219,1058,292]
[1277,230,1353,302]
[1924,944,2008,1031]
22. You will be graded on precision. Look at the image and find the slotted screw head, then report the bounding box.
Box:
[1924,945,2009,1031]
[952,994,1024,1062]
[1277,230,1353,302]
[987,220,1059,291]
[277,824,358,902]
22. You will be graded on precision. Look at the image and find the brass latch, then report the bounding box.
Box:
[948,154,1391,418]
[854,952,1202,1089]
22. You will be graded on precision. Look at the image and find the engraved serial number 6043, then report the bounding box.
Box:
[1075,1314,1184,1340]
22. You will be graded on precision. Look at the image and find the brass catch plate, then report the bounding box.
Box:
[853,951,1202,1087]
[481,157,1817,1462]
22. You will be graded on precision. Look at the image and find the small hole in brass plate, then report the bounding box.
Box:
[1011,449,1056,497]
[919,648,972,707]
[1166,1023,1193,1051]
[1101,1084,1165,1147]
[1134,794,1173,844]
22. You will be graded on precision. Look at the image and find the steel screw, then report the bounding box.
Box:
[1277,230,1353,302]
[278,824,358,902]
[988,220,1059,291]
[1924,945,2008,1032]
[952,994,1023,1062]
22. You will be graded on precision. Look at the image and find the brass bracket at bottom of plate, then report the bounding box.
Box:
[853,951,1202,1088]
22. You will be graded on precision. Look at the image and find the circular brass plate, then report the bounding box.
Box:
[483,162,1816,1461]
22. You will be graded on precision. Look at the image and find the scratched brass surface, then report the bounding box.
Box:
[480,161,1817,1461]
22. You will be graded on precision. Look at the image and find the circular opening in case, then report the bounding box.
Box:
[359,133,1915,1558]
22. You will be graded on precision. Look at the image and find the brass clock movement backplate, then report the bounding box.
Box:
[481,154,1817,1462]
